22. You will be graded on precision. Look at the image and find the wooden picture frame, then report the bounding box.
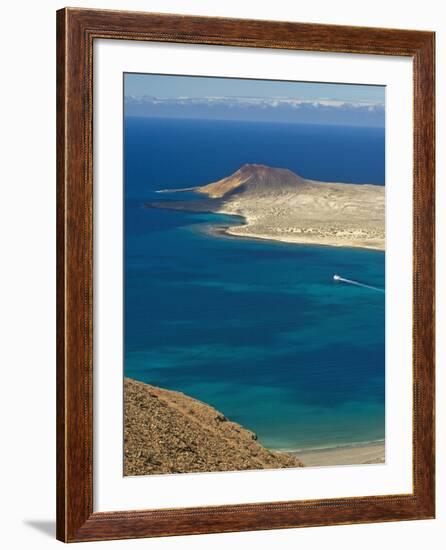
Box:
[56,7,435,542]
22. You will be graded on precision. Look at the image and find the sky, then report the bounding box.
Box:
[124,73,385,127]
[125,73,384,103]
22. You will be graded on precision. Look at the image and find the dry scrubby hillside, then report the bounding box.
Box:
[124,377,304,476]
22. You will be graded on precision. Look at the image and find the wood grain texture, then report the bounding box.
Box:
[56,7,435,542]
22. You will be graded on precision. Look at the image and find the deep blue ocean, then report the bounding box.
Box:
[124,117,385,451]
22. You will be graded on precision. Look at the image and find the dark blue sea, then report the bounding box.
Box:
[124,117,385,451]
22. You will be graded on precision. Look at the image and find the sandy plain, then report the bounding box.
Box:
[214,180,385,251]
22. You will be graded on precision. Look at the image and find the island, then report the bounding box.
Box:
[148,163,385,251]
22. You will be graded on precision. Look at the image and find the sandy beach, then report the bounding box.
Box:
[293,441,385,467]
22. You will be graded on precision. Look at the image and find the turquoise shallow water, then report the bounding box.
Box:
[124,117,385,451]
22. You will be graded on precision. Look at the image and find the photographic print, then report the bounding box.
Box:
[57,10,435,540]
[123,73,386,476]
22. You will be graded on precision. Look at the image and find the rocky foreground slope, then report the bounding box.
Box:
[124,377,303,476]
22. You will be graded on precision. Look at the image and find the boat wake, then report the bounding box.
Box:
[333,274,384,293]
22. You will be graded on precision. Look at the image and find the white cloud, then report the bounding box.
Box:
[124,95,384,110]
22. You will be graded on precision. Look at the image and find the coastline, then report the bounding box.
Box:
[125,377,384,473]
[210,209,385,251]
[290,440,385,467]
[148,201,385,252]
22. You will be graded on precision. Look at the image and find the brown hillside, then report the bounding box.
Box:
[124,377,304,476]
[195,163,307,198]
